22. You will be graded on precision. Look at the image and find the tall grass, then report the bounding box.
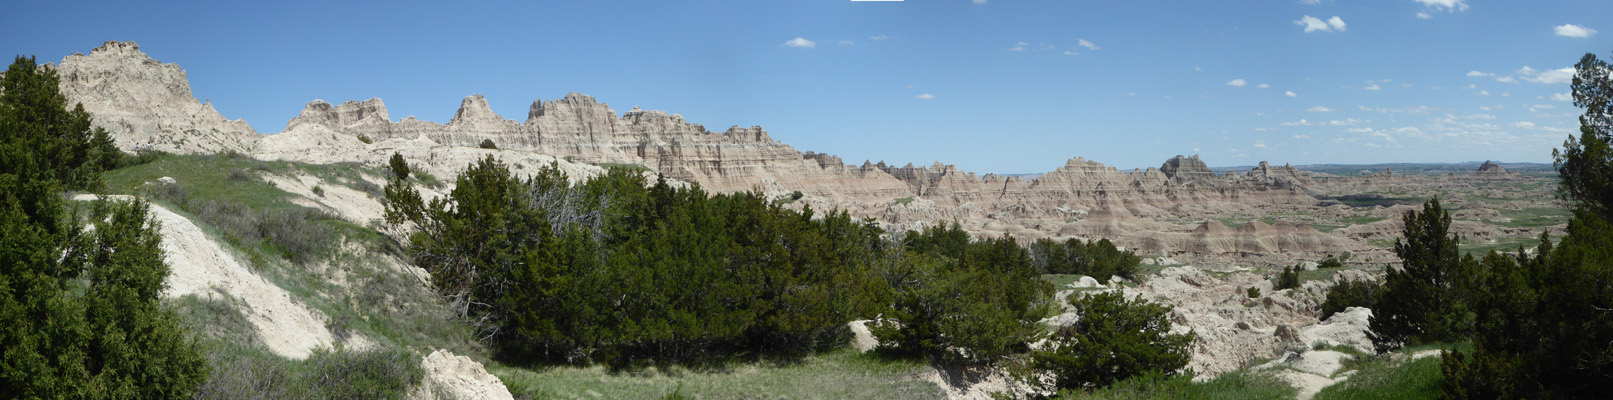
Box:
[492,349,943,399]
[1057,370,1296,400]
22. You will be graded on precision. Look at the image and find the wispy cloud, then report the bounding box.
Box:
[869,34,890,41]
[1552,92,1573,101]
[1296,15,1347,33]
[1414,0,1468,12]
[1555,24,1597,38]
[1364,82,1382,91]
[1076,39,1099,51]
[1467,70,1494,77]
[1286,91,1298,97]
[1257,83,1270,88]
[1307,106,1334,112]
[783,37,815,48]
[838,40,855,46]
[915,93,935,99]
[1524,67,1576,84]
[1227,79,1248,87]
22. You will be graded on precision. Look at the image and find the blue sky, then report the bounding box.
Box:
[5,1,1611,173]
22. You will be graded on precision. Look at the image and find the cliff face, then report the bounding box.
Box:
[56,41,1327,258]
[56,41,259,153]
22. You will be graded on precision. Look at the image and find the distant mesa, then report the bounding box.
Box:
[1475,160,1513,176]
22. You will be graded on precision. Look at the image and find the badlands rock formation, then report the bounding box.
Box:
[1474,160,1514,177]
[56,41,1364,264]
[54,41,259,153]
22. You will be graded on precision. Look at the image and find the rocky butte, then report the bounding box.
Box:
[57,41,1357,264]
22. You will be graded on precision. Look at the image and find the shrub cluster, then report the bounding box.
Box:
[872,223,1055,365]
[1032,291,1194,391]
[0,55,206,397]
[385,157,1056,367]
[387,158,906,365]
[1320,278,1381,320]
[1029,237,1140,283]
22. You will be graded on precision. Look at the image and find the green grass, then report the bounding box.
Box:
[1369,239,1396,248]
[1058,370,1297,400]
[1460,236,1542,257]
[1490,207,1572,228]
[491,348,943,399]
[1312,343,1464,400]
[895,196,916,205]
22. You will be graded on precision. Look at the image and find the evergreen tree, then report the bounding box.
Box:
[1369,198,1478,353]
[1031,291,1194,391]
[389,152,410,181]
[0,54,205,399]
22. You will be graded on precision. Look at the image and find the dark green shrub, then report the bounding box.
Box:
[385,157,890,365]
[1320,278,1381,320]
[479,138,497,149]
[1029,237,1140,283]
[0,55,206,398]
[389,152,410,181]
[356,134,372,144]
[872,223,1054,366]
[1273,265,1301,290]
[1247,287,1261,298]
[1318,253,1348,269]
[1032,291,1194,391]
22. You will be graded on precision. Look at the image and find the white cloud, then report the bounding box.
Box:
[1294,134,1312,139]
[1298,0,1321,4]
[1414,0,1469,12]
[973,0,987,3]
[1009,41,1028,51]
[838,40,855,46]
[1257,83,1270,88]
[1417,12,1432,19]
[1077,39,1099,50]
[1513,121,1537,128]
[783,37,815,48]
[869,34,890,40]
[1467,70,1493,77]
[1281,119,1312,126]
[1227,79,1248,87]
[1364,83,1382,91]
[1296,15,1347,33]
[1307,106,1334,112]
[1062,50,1080,56]
[915,93,935,99]
[1524,67,1576,84]
[1253,141,1268,148]
[1552,92,1573,101]
[1285,91,1298,97]
[1555,24,1598,38]
[1517,66,1538,75]
[1478,90,1490,96]
[1496,76,1517,84]
[1327,16,1347,31]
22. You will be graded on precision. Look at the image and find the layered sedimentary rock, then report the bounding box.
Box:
[55,41,258,153]
[57,41,1335,260]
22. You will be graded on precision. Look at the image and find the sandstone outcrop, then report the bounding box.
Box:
[55,41,258,153]
[1474,160,1513,176]
[56,41,1339,265]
